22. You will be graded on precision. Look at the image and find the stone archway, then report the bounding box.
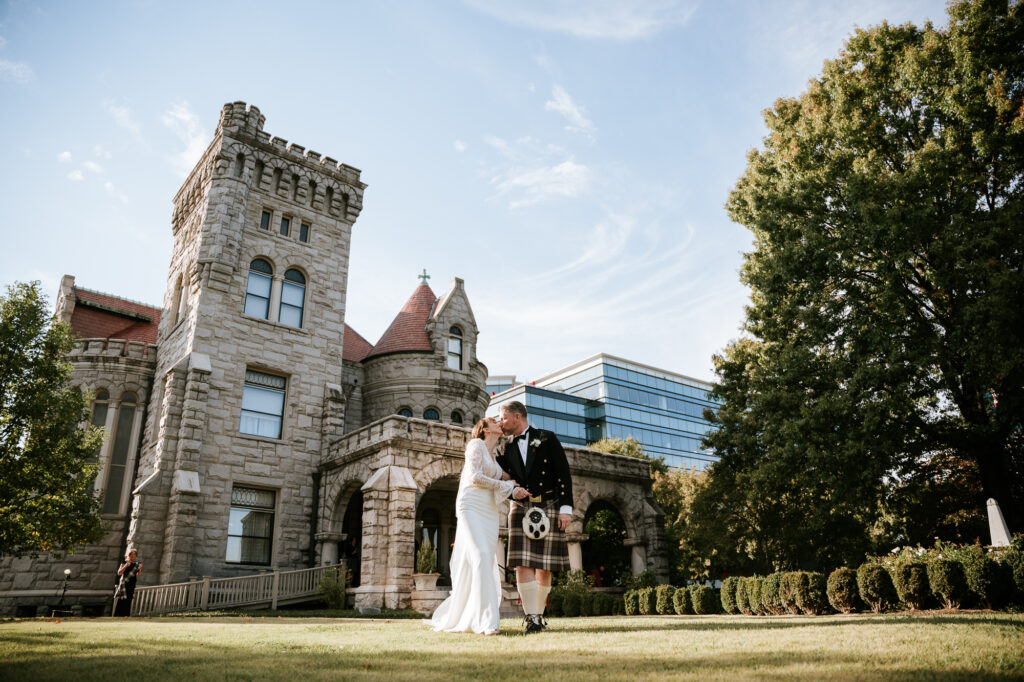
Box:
[415,475,459,585]
[581,499,630,587]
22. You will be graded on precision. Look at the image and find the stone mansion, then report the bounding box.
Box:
[0,102,666,616]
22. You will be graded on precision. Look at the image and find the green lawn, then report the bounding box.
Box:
[2,613,1022,681]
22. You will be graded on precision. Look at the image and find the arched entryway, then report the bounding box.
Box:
[582,500,630,587]
[340,489,363,587]
[416,476,458,586]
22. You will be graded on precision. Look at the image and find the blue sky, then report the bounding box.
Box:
[0,0,949,382]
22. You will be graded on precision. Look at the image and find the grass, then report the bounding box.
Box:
[1,612,1022,681]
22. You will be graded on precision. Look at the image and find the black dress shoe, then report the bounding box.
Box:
[522,615,543,634]
[537,615,548,630]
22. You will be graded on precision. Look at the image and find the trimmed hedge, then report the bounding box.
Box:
[624,590,639,616]
[857,563,897,613]
[691,585,719,614]
[762,572,784,615]
[891,562,930,610]
[735,577,752,615]
[794,571,829,615]
[721,577,739,614]
[928,558,967,609]
[656,585,676,615]
[779,572,800,615]
[637,587,656,615]
[548,588,564,616]
[578,591,594,617]
[748,577,764,615]
[962,550,1012,610]
[827,567,860,613]
[673,586,692,615]
[562,592,581,617]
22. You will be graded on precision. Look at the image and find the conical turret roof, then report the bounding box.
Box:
[364,283,437,359]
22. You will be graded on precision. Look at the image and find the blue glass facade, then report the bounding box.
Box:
[487,355,720,471]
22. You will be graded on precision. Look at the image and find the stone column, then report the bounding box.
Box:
[316,532,345,565]
[625,538,647,575]
[564,532,589,572]
[353,465,419,610]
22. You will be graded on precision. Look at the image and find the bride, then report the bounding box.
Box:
[425,417,529,635]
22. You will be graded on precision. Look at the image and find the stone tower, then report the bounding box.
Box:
[130,102,366,582]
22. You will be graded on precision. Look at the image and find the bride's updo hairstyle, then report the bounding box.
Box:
[471,418,490,440]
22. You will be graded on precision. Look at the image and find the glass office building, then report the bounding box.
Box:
[487,354,720,471]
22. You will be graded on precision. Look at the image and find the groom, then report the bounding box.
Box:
[497,400,573,634]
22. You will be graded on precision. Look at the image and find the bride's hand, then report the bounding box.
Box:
[500,470,511,481]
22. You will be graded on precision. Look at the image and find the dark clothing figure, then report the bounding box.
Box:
[113,559,141,617]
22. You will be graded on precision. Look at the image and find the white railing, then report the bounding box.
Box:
[131,564,341,616]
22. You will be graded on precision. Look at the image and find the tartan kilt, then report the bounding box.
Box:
[507,500,569,572]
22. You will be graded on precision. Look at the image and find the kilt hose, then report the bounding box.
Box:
[507,500,570,572]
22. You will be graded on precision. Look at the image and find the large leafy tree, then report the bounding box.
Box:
[708,0,1024,569]
[0,282,104,556]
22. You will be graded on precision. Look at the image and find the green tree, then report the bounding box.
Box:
[708,0,1024,569]
[0,281,104,556]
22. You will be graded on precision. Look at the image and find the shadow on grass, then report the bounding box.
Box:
[5,631,1021,682]
[551,614,1024,634]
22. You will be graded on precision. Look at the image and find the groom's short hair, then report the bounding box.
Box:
[501,401,527,419]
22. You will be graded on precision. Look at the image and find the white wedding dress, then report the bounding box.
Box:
[426,438,516,634]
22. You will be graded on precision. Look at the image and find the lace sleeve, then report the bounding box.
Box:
[467,441,516,499]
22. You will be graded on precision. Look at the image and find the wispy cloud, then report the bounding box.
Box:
[57,151,72,163]
[464,0,697,41]
[484,135,591,208]
[67,170,83,182]
[103,100,142,138]
[545,84,596,137]
[0,59,33,83]
[454,139,466,153]
[82,160,103,174]
[162,100,208,178]
[93,145,112,160]
[104,181,128,204]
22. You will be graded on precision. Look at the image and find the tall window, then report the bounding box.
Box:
[280,216,291,237]
[226,486,275,565]
[102,394,136,515]
[259,210,271,230]
[299,223,310,243]
[424,408,440,421]
[447,326,463,370]
[240,370,286,438]
[245,259,273,319]
[89,389,109,463]
[279,269,306,328]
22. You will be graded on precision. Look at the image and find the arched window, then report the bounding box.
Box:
[447,326,463,370]
[397,407,413,418]
[102,393,137,515]
[450,411,463,424]
[245,259,273,319]
[424,408,440,421]
[89,389,110,463]
[279,268,306,328]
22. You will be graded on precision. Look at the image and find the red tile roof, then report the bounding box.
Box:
[342,323,374,362]
[69,287,161,345]
[363,284,437,360]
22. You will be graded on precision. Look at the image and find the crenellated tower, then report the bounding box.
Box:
[131,102,366,582]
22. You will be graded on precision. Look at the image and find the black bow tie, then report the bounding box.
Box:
[512,432,528,443]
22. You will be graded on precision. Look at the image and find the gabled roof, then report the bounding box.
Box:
[69,287,161,345]
[342,323,374,363]
[363,283,437,360]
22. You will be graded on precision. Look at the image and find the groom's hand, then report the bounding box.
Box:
[512,486,531,500]
[558,514,571,531]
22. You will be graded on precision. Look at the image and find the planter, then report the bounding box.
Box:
[413,573,441,591]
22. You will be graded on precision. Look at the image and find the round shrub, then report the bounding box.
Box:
[637,587,656,615]
[673,586,692,615]
[795,571,829,615]
[611,593,625,615]
[578,591,594,617]
[857,563,897,613]
[827,567,860,613]
[562,591,581,617]
[599,592,616,615]
[962,551,1012,610]
[691,585,719,614]
[748,577,764,615]
[656,584,676,615]
[1004,537,1024,601]
[721,577,739,614]
[735,577,752,615]
[928,558,967,609]
[624,590,639,616]
[891,562,930,610]
[762,572,784,615]
[779,572,800,614]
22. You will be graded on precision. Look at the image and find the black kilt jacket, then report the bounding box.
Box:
[496,427,574,509]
